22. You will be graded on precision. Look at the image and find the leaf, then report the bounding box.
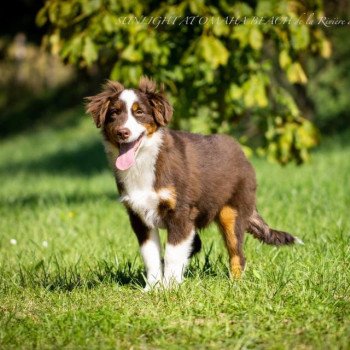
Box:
[49,31,61,56]
[243,79,255,107]
[256,0,273,16]
[242,145,253,158]
[60,2,72,17]
[103,14,115,33]
[189,0,205,14]
[83,37,98,66]
[199,36,229,69]
[61,35,83,63]
[232,26,250,48]
[291,25,310,51]
[212,19,230,37]
[189,112,213,134]
[81,0,101,15]
[128,65,143,84]
[232,3,253,17]
[36,7,48,27]
[321,39,332,58]
[48,1,59,23]
[279,123,294,161]
[121,45,143,62]
[229,84,243,100]
[287,63,307,84]
[249,27,263,51]
[279,50,291,70]
[110,62,121,81]
[142,36,159,54]
[243,75,268,108]
[296,119,319,148]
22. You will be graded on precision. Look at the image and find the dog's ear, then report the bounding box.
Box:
[139,76,173,126]
[85,81,124,128]
[85,95,110,128]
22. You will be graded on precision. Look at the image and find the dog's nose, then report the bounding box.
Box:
[116,127,131,140]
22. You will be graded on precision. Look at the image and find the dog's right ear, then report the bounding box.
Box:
[138,76,173,126]
[85,81,124,128]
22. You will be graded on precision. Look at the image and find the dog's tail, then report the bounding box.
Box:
[247,209,303,245]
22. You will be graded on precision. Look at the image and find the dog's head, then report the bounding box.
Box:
[85,77,173,171]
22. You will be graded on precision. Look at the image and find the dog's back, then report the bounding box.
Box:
[156,129,256,230]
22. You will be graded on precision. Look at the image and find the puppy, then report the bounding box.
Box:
[86,77,301,289]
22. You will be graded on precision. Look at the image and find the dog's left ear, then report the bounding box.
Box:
[139,76,173,126]
[85,81,124,128]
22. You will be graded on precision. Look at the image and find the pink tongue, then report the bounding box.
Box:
[116,139,140,171]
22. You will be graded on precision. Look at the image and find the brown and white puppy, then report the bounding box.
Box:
[86,77,302,289]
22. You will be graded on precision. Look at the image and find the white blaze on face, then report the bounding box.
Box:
[119,89,146,143]
[116,89,147,171]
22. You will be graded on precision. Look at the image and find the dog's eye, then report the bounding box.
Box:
[106,109,120,123]
[135,109,143,115]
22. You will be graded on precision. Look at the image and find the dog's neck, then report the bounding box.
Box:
[104,129,165,228]
[104,129,164,189]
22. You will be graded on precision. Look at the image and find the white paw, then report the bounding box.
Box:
[162,275,183,289]
[294,236,304,245]
[143,278,162,292]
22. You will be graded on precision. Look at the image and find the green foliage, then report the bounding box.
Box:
[37,0,330,164]
[308,27,350,133]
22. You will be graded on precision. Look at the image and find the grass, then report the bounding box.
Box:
[0,108,349,349]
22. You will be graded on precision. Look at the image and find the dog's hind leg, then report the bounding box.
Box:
[217,206,246,279]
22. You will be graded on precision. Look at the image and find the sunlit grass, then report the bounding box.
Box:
[0,113,349,349]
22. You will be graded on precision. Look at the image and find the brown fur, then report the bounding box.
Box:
[138,77,173,126]
[85,77,300,279]
[85,81,124,128]
[247,210,296,245]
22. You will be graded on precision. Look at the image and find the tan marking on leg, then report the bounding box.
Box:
[230,255,242,279]
[218,206,242,278]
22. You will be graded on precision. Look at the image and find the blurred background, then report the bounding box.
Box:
[0,0,349,164]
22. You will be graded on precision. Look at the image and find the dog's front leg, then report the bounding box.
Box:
[140,228,162,290]
[128,210,162,290]
[164,221,195,287]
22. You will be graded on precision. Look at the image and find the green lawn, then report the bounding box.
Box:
[0,108,349,349]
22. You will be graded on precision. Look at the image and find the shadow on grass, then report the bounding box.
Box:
[17,257,146,291]
[187,243,227,279]
[0,139,110,176]
[0,79,95,138]
[13,247,227,292]
[0,191,118,208]
[317,128,350,152]
[0,76,112,177]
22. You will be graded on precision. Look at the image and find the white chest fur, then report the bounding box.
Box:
[104,131,165,229]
